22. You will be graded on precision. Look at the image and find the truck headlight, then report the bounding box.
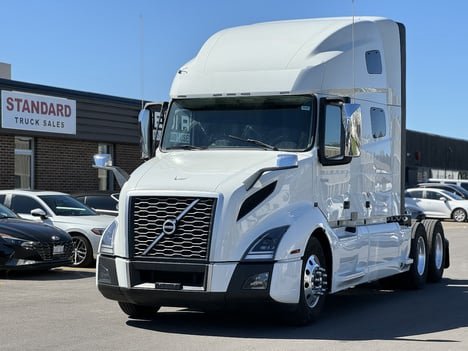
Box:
[242,225,289,261]
[99,219,117,255]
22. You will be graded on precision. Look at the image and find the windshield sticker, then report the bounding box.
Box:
[172,110,192,132]
[301,106,311,111]
[170,132,190,144]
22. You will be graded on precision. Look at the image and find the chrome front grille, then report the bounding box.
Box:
[130,196,216,261]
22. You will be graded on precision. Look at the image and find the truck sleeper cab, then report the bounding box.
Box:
[96,17,449,324]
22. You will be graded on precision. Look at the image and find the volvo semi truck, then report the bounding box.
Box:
[96,17,449,324]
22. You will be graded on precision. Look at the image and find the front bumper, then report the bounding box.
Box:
[1,241,73,271]
[97,255,295,310]
[0,258,72,271]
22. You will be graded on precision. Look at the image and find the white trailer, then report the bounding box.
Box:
[96,17,449,324]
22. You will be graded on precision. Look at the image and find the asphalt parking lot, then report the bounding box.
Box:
[1,221,467,351]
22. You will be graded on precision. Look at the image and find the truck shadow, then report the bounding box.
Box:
[0,267,95,281]
[126,278,467,342]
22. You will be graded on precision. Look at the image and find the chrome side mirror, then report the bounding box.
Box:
[276,154,298,168]
[139,102,169,160]
[93,154,130,188]
[93,154,112,167]
[138,109,153,160]
[342,103,362,157]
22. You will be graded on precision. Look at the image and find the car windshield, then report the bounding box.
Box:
[0,204,17,218]
[39,195,97,216]
[161,95,315,151]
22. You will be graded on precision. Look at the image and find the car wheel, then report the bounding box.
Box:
[71,234,93,267]
[422,219,445,283]
[452,208,467,222]
[118,302,160,319]
[402,222,428,289]
[285,237,328,325]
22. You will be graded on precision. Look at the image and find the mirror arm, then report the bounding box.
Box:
[92,165,129,188]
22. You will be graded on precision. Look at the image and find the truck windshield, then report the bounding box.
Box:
[161,95,315,151]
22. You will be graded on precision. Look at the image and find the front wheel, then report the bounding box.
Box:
[452,208,467,222]
[71,235,93,267]
[285,237,328,325]
[118,302,160,319]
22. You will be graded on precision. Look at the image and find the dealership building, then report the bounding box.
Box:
[0,64,142,193]
[1,62,467,193]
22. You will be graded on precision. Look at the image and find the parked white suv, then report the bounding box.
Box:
[0,190,114,267]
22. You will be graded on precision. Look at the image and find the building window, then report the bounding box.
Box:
[98,143,114,191]
[15,136,34,189]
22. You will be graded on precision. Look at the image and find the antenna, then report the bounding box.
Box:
[139,14,145,109]
[352,0,355,102]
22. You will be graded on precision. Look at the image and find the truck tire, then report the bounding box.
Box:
[118,302,160,319]
[402,222,428,289]
[286,237,328,325]
[71,234,93,267]
[452,208,467,222]
[422,219,445,283]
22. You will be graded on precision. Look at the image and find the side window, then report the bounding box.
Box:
[319,100,351,166]
[324,104,343,159]
[370,107,386,138]
[409,190,423,199]
[10,195,44,214]
[0,194,5,204]
[365,50,382,74]
[425,191,440,200]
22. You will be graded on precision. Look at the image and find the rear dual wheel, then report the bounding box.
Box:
[422,219,446,282]
[402,222,428,289]
[402,219,446,288]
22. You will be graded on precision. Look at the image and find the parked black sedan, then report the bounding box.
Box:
[0,204,73,270]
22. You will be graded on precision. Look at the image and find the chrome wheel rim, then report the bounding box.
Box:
[434,232,444,270]
[303,255,327,308]
[71,237,87,266]
[417,236,426,276]
[454,209,466,222]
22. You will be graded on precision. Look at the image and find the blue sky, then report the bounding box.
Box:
[1,0,466,139]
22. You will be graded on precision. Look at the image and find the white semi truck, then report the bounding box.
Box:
[96,17,450,324]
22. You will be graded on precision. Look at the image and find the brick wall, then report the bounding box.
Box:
[35,137,99,193]
[115,143,143,180]
[1,136,141,193]
[0,135,15,189]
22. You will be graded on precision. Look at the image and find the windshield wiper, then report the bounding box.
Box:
[165,144,206,150]
[228,135,278,151]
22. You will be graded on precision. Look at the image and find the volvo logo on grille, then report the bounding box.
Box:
[142,199,200,255]
[51,236,60,241]
[162,219,177,235]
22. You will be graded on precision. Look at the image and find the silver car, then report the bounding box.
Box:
[0,190,114,267]
[405,188,468,222]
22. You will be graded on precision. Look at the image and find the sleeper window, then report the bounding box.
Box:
[370,107,386,139]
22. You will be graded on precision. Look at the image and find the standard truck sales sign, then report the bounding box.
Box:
[1,91,76,135]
